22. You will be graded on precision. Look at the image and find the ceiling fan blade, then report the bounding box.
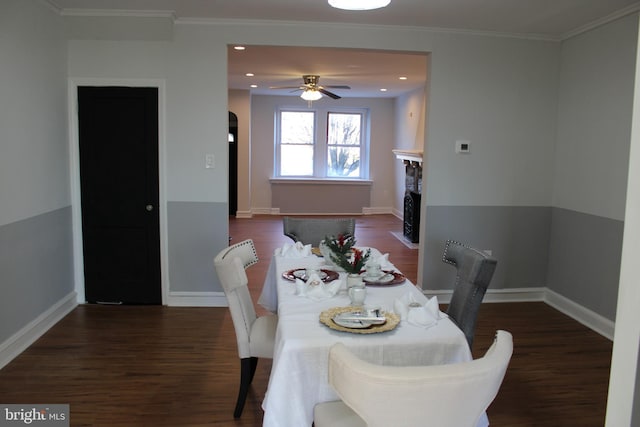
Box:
[319,88,341,99]
[269,85,305,89]
[323,85,351,90]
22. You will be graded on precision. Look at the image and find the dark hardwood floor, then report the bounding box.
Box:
[0,215,612,426]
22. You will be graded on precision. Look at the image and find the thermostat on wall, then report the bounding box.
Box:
[455,140,470,154]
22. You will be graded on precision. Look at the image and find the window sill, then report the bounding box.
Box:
[269,178,372,186]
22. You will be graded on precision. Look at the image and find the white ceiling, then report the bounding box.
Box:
[50,0,640,99]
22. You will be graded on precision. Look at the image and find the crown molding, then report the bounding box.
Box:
[42,2,640,43]
[175,16,561,41]
[561,2,640,40]
[59,8,176,20]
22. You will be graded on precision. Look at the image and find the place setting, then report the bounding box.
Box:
[320,305,400,334]
[361,260,406,286]
[318,270,401,334]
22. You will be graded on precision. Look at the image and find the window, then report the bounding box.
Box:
[276,107,368,179]
[279,111,315,176]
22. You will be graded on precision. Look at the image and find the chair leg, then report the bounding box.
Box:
[234,357,259,418]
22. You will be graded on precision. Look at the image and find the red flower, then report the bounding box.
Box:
[351,248,362,268]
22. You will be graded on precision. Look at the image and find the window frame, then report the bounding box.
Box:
[275,105,370,180]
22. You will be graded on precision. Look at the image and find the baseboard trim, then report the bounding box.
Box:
[362,207,393,215]
[424,287,546,304]
[544,289,615,340]
[0,292,78,370]
[251,208,280,215]
[166,291,228,307]
[423,286,614,341]
[235,210,253,219]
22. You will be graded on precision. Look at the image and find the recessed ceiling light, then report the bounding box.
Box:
[380,88,388,92]
[245,73,254,77]
[233,46,246,51]
[399,76,408,80]
[250,84,258,88]
[328,0,390,10]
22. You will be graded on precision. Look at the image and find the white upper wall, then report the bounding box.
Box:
[425,35,560,207]
[68,26,229,203]
[65,18,562,212]
[394,87,428,213]
[0,0,69,226]
[553,14,638,221]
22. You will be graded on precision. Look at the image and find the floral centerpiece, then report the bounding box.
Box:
[321,234,371,274]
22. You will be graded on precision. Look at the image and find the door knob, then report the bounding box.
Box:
[146,204,154,211]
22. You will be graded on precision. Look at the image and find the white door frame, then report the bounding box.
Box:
[67,78,169,305]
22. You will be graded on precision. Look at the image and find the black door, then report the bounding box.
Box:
[78,86,161,304]
[228,111,238,216]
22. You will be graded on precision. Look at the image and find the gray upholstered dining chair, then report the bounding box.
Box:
[213,239,277,418]
[443,239,498,349]
[314,330,513,427]
[283,216,356,247]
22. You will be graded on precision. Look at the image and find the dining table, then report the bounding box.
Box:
[258,245,489,427]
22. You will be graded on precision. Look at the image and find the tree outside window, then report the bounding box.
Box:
[327,112,362,178]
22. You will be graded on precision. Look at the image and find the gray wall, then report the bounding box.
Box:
[423,206,551,290]
[0,1,73,344]
[420,15,638,324]
[549,14,638,322]
[0,209,74,342]
[547,208,624,320]
[167,202,229,292]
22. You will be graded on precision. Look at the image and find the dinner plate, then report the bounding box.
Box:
[363,271,406,286]
[332,311,387,329]
[282,268,339,283]
[319,307,400,334]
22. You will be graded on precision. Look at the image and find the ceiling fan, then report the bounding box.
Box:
[270,75,351,100]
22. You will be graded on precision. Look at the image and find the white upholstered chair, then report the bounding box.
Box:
[283,216,356,247]
[314,330,513,427]
[213,239,277,418]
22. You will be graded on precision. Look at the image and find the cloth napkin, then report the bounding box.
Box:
[274,242,312,258]
[295,273,343,301]
[393,292,441,328]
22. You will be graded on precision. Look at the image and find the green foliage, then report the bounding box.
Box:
[323,234,371,274]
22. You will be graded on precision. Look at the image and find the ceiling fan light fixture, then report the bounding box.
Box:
[328,0,390,11]
[300,89,323,101]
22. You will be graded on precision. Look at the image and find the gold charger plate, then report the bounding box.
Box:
[319,306,400,334]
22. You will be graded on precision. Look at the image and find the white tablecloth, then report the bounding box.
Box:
[259,250,489,427]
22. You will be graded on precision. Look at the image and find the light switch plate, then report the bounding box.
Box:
[205,154,215,168]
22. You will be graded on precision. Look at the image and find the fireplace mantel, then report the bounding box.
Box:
[392,149,423,165]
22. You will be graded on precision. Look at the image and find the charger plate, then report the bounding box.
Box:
[283,268,339,283]
[319,306,400,334]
